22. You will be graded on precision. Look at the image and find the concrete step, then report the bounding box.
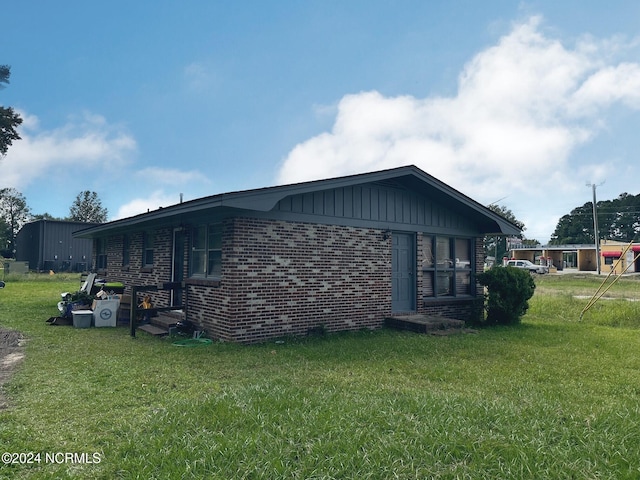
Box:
[385,315,475,335]
[137,324,168,336]
[152,313,182,329]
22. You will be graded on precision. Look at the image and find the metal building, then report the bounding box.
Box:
[15,220,100,272]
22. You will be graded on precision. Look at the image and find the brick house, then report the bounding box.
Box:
[74,165,521,343]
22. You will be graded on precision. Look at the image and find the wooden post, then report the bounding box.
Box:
[129,285,137,337]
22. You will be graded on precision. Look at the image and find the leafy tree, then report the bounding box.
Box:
[0,65,23,157]
[520,238,541,247]
[549,203,594,244]
[549,193,640,245]
[0,188,31,257]
[68,191,108,223]
[484,204,525,262]
[0,216,9,257]
[602,193,640,241]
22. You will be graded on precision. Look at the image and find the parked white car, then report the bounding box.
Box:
[505,259,548,274]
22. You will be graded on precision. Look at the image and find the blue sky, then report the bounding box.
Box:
[3,1,640,243]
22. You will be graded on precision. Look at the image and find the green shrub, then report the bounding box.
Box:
[476,266,536,325]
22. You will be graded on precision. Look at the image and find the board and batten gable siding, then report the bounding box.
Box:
[274,183,476,233]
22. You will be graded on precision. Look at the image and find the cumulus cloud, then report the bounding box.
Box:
[0,111,136,189]
[113,190,182,220]
[570,63,640,114]
[277,16,640,240]
[109,168,213,220]
[0,108,219,221]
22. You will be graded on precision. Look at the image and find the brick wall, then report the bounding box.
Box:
[98,228,175,306]
[186,219,235,340]
[188,217,392,343]
[97,218,485,342]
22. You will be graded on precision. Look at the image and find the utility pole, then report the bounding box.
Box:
[587,182,603,274]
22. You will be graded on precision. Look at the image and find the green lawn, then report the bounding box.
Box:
[1,273,640,479]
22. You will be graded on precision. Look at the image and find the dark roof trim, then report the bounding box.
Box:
[74,165,522,238]
[24,219,101,227]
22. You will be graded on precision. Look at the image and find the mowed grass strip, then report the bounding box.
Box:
[1,274,640,479]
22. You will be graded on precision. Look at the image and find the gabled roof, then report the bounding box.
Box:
[74,165,521,237]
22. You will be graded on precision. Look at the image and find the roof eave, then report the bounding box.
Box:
[74,165,523,238]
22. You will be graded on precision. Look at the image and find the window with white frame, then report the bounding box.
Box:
[421,236,473,298]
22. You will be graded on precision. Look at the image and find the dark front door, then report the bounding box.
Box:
[392,233,415,312]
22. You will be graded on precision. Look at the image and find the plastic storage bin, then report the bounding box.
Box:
[72,310,93,328]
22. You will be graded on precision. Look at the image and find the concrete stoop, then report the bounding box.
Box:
[384,314,477,336]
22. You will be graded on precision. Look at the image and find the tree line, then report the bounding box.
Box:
[549,192,640,245]
[486,191,640,256]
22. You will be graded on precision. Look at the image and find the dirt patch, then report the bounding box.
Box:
[0,327,26,409]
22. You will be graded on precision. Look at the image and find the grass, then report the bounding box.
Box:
[1,273,640,478]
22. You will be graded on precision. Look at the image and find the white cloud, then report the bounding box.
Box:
[0,111,136,189]
[113,190,181,220]
[109,167,214,220]
[570,63,640,114]
[0,108,219,222]
[277,16,640,241]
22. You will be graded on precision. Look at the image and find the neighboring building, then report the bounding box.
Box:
[511,240,640,274]
[74,165,521,343]
[510,244,594,271]
[16,220,99,272]
[599,240,640,274]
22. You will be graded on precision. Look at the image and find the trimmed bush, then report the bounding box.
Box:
[476,266,536,325]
